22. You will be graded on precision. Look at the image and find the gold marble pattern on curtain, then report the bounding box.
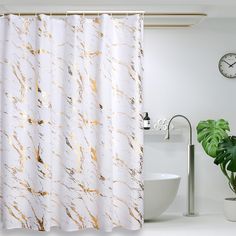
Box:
[0,14,143,231]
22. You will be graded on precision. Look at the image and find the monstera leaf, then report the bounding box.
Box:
[196,119,230,157]
[214,136,236,172]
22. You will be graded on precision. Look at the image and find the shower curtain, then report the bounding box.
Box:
[0,14,143,231]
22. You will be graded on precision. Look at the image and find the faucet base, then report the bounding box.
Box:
[183,212,199,217]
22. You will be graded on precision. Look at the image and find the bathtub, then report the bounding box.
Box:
[144,173,181,220]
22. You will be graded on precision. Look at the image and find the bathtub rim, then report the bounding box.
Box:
[144,173,181,181]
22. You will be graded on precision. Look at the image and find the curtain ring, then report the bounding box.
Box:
[142,12,145,19]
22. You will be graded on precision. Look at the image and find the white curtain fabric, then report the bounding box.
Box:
[0,14,143,231]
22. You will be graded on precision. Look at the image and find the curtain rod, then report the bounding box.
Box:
[0,11,207,28]
[0,11,207,16]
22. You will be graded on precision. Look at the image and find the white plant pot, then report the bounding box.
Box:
[224,198,236,222]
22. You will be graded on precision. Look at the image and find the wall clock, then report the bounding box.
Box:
[218,53,236,79]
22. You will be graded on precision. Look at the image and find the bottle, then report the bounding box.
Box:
[143,112,151,130]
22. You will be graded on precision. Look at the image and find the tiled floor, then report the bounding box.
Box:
[142,214,236,236]
[0,214,236,236]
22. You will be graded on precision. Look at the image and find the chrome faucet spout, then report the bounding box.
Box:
[166,114,197,217]
[167,114,193,145]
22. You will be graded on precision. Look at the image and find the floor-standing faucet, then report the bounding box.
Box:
[166,114,197,217]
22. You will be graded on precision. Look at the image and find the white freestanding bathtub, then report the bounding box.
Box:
[144,173,181,220]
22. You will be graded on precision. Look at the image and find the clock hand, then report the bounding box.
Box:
[229,61,236,67]
[222,60,231,66]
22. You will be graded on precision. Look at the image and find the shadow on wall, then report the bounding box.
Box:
[145,134,184,143]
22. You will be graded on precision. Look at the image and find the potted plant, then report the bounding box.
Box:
[196,119,236,221]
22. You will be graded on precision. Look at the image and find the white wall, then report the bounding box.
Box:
[143,18,236,214]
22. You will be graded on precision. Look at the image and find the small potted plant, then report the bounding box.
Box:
[196,119,236,221]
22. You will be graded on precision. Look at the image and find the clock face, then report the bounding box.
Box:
[219,53,236,79]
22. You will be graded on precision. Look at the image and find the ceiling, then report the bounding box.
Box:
[0,0,236,18]
[0,0,236,5]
